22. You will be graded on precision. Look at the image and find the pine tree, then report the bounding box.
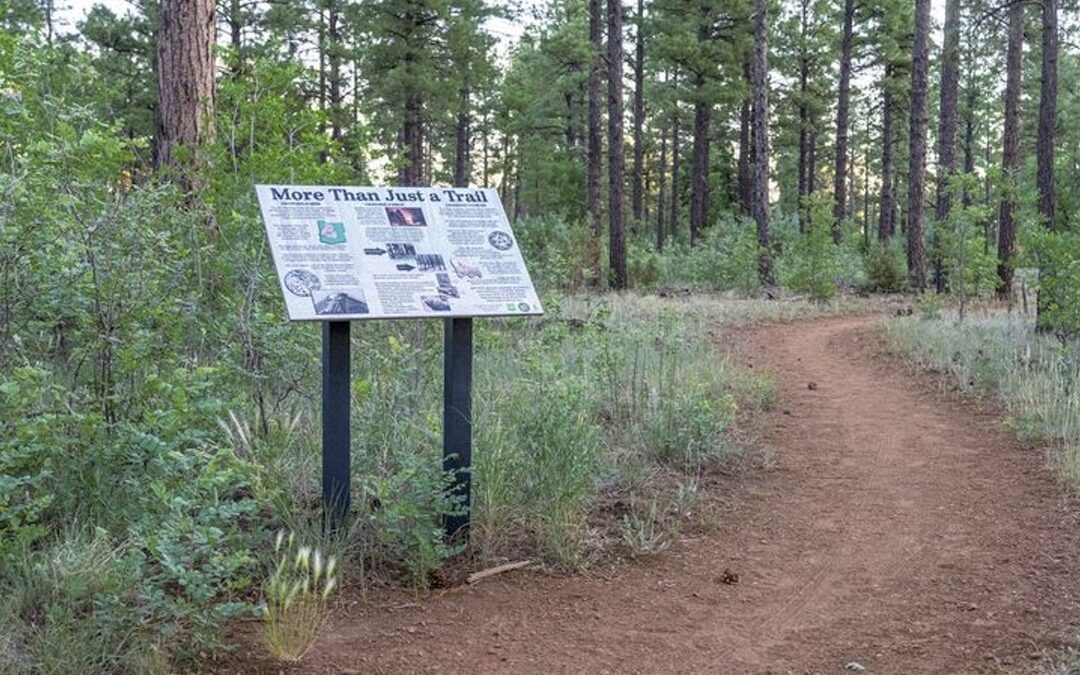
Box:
[751,0,773,285]
[996,0,1023,299]
[607,0,627,288]
[933,0,960,291]
[152,0,216,178]
[832,0,854,242]
[906,0,930,290]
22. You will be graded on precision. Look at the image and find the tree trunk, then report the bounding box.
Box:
[997,0,1023,299]
[962,82,976,208]
[670,95,681,239]
[328,0,343,142]
[737,60,752,216]
[932,0,960,292]
[587,0,604,284]
[863,115,871,246]
[906,0,930,290]
[565,89,576,148]
[401,91,424,186]
[454,86,470,186]
[935,0,960,223]
[1037,0,1057,229]
[227,0,243,74]
[152,0,216,174]
[318,7,326,144]
[631,0,646,223]
[657,121,668,251]
[1036,0,1059,327]
[44,0,54,44]
[607,0,627,289]
[832,0,854,243]
[751,0,773,285]
[796,0,810,232]
[878,67,895,244]
[689,88,710,246]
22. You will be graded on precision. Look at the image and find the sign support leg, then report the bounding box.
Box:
[322,320,351,529]
[443,317,473,541]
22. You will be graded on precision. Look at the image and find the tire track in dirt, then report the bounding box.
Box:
[230,315,1080,674]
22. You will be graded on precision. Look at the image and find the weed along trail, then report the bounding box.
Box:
[256,315,1080,674]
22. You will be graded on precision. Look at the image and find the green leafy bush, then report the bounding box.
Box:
[863,244,908,293]
[1025,227,1080,335]
[783,198,839,302]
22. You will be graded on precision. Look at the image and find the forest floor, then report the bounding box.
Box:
[230,315,1080,674]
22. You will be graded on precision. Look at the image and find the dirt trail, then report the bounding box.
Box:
[250,316,1080,674]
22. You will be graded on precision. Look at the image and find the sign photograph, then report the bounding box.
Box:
[255,185,543,321]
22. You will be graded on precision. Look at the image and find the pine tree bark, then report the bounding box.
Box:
[878,66,895,244]
[832,0,854,243]
[631,0,646,223]
[737,59,752,216]
[670,92,681,238]
[227,0,243,74]
[153,0,216,173]
[401,91,424,186]
[962,81,977,208]
[997,0,1023,299]
[657,121,668,250]
[933,0,960,292]
[454,86,471,186]
[587,0,604,284]
[1037,0,1057,229]
[906,0,930,290]
[751,0,773,285]
[607,0,627,289]
[935,0,960,222]
[1036,0,1059,327]
[689,84,710,246]
[328,0,343,142]
[796,0,810,233]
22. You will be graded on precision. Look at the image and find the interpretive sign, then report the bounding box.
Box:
[255,185,543,320]
[256,184,542,541]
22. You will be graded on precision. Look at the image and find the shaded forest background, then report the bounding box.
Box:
[7,0,1080,308]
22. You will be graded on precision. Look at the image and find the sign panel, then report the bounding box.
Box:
[255,185,543,320]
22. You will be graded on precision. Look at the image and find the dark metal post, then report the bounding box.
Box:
[443,317,473,541]
[322,321,351,528]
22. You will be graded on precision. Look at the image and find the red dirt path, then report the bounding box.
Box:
[232,315,1080,674]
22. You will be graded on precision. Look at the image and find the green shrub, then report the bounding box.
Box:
[863,244,908,293]
[1025,227,1080,334]
[783,198,839,302]
[937,175,998,318]
[654,215,762,293]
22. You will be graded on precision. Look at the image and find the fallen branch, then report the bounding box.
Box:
[466,561,532,584]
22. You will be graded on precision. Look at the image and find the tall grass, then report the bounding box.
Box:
[0,291,861,671]
[882,311,1080,489]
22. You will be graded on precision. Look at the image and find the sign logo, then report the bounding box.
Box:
[318,220,347,245]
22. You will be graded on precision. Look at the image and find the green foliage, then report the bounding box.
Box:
[514,214,597,289]
[936,175,998,318]
[360,453,462,589]
[862,244,908,293]
[1025,228,1080,335]
[0,367,62,555]
[655,216,762,293]
[783,198,839,302]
